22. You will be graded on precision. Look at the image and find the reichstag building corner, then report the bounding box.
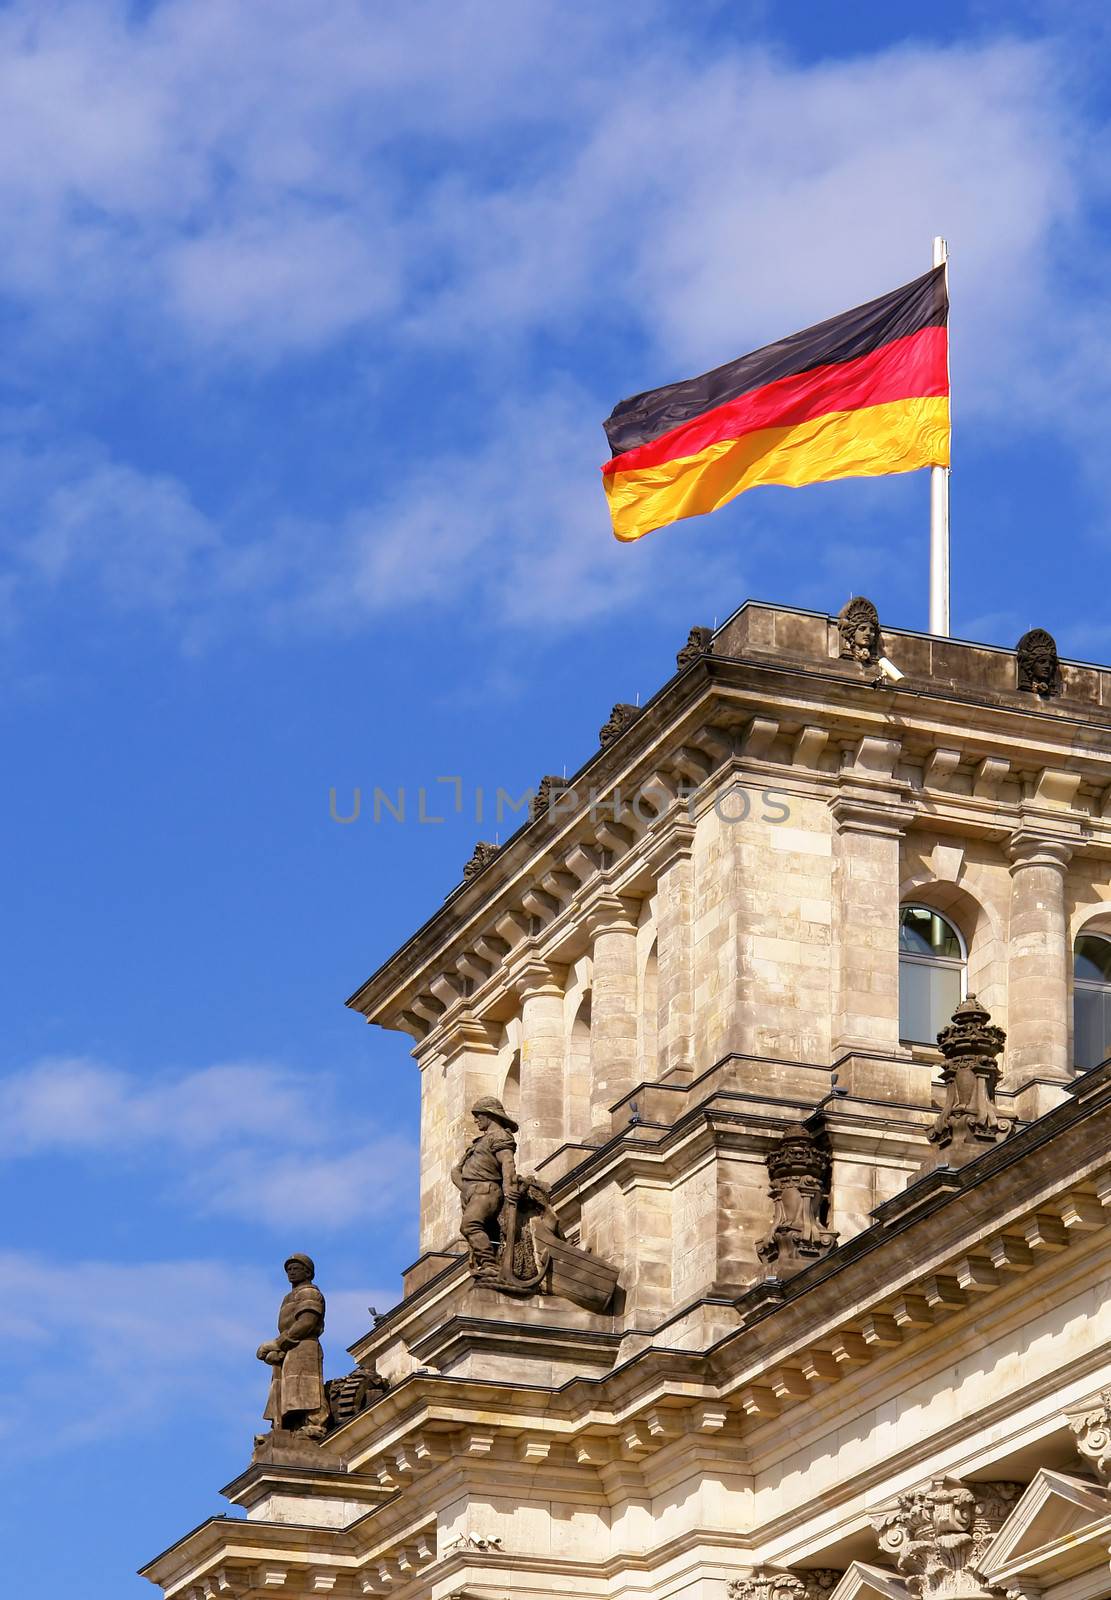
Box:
[143,595,1111,1600]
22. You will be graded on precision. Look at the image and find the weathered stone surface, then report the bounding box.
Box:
[599,701,643,747]
[676,625,713,670]
[462,840,500,881]
[324,1364,388,1430]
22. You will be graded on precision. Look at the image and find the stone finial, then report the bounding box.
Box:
[1067,1390,1111,1480]
[599,702,642,747]
[1016,628,1061,698]
[677,625,713,670]
[921,995,1010,1173]
[872,1478,1024,1600]
[838,596,884,667]
[529,775,564,821]
[462,841,500,881]
[728,1571,843,1600]
[756,1125,838,1277]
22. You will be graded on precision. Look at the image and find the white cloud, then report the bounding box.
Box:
[1,1252,395,1451]
[0,6,1105,638]
[0,5,1089,378]
[0,1056,418,1229]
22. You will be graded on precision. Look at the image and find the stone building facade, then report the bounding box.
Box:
[143,599,1111,1600]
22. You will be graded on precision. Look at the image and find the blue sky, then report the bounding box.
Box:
[3,0,1111,1592]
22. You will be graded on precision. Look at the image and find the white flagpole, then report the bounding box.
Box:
[929,235,950,636]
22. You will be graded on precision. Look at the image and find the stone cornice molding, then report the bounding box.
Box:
[417,1013,501,1066]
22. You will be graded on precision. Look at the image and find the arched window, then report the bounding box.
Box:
[1074,935,1111,1069]
[899,905,965,1044]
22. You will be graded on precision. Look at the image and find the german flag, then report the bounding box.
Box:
[601,267,949,543]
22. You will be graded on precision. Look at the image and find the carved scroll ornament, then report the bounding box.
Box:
[757,1125,838,1277]
[872,1477,1023,1600]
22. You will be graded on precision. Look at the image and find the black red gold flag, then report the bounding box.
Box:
[601,267,950,542]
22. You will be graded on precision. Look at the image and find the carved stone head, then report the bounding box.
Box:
[470,1095,519,1133]
[1016,628,1061,697]
[284,1253,315,1285]
[838,596,883,667]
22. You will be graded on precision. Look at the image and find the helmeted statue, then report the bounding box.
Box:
[451,1097,520,1281]
[256,1253,329,1440]
[451,1097,619,1309]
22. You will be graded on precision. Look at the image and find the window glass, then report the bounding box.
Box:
[1075,935,1111,986]
[899,906,964,1045]
[899,906,962,960]
[1074,935,1111,1068]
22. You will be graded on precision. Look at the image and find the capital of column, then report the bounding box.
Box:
[645,817,696,879]
[1007,828,1073,875]
[508,956,567,1002]
[422,1014,501,1065]
[581,891,641,940]
[830,792,915,839]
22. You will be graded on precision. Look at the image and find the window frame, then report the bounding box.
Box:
[898,903,968,1047]
[1073,932,1111,1070]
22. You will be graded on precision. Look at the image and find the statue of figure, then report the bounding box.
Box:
[451,1097,519,1282]
[837,596,883,668]
[1016,628,1061,697]
[256,1254,329,1441]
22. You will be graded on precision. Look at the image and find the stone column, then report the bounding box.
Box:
[587,895,640,1137]
[513,959,568,1171]
[830,763,913,1059]
[1007,828,1072,1083]
[651,822,696,1083]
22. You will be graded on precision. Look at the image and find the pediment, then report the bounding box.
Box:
[979,1469,1111,1581]
[828,1562,909,1600]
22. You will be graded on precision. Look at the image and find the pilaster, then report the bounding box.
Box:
[511,958,569,1170]
[584,893,641,1137]
[830,748,914,1059]
[415,1016,501,1253]
[648,820,696,1084]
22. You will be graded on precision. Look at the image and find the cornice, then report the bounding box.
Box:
[346,640,1111,1032]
